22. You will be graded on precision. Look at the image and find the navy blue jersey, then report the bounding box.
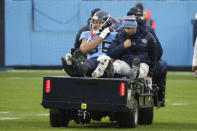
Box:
[108,29,157,77]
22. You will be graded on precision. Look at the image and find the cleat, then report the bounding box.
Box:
[105,60,114,78]
[130,58,141,80]
[65,53,73,65]
[132,58,141,67]
[61,57,67,67]
[61,56,79,77]
[158,89,165,107]
[92,56,110,78]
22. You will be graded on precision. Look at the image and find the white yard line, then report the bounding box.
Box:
[0,112,49,119]
[168,102,188,106]
[0,117,20,120]
[37,113,49,116]
[169,79,197,82]
[168,72,193,75]
[0,112,8,114]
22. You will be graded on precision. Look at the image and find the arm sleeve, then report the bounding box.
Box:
[193,37,197,66]
[79,31,90,41]
[107,34,127,59]
[147,35,158,77]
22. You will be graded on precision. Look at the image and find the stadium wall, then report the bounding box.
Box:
[4,0,197,67]
[0,0,5,67]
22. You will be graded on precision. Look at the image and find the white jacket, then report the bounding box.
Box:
[193,37,197,66]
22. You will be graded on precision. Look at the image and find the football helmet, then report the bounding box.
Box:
[90,10,112,34]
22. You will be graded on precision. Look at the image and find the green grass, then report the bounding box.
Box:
[0,70,197,131]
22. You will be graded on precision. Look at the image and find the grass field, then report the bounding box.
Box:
[0,70,197,131]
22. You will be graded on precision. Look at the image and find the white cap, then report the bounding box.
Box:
[195,13,197,19]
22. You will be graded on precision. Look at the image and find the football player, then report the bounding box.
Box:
[62,10,116,78]
[74,8,101,49]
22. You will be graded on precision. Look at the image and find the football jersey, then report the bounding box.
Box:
[79,31,117,59]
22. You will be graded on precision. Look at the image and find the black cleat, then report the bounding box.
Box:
[61,56,81,77]
[132,58,141,67]
[130,58,141,80]
[104,60,114,78]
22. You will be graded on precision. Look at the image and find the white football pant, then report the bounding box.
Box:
[113,59,149,79]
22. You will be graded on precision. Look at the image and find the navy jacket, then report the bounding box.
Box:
[108,28,157,77]
[137,19,163,60]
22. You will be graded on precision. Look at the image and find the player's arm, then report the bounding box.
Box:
[80,28,110,54]
[80,37,103,54]
[107,34,128,59]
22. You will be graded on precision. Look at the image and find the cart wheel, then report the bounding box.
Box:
[50,109,70,127]
[138,107,153,124]
[118,99,139,128]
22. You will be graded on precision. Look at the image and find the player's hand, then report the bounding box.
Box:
[99,20,112,32]
[124,39,132,48]
[99,27,110,39]
[146,77,152,85]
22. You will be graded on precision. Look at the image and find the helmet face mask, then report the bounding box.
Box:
[90,10,112,34]
[91,16,103,34]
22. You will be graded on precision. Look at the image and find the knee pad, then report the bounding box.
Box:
[113,60,132,76]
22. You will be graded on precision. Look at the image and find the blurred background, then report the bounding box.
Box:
[0,0,197,70]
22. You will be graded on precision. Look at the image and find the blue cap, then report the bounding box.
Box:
[122,15,137,29]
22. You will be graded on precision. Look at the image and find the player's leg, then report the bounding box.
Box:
[61,54,82,77]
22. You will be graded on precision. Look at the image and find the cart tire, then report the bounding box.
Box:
[138,107,153,124]
[118,99,139,128]
[50,109,69,127]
